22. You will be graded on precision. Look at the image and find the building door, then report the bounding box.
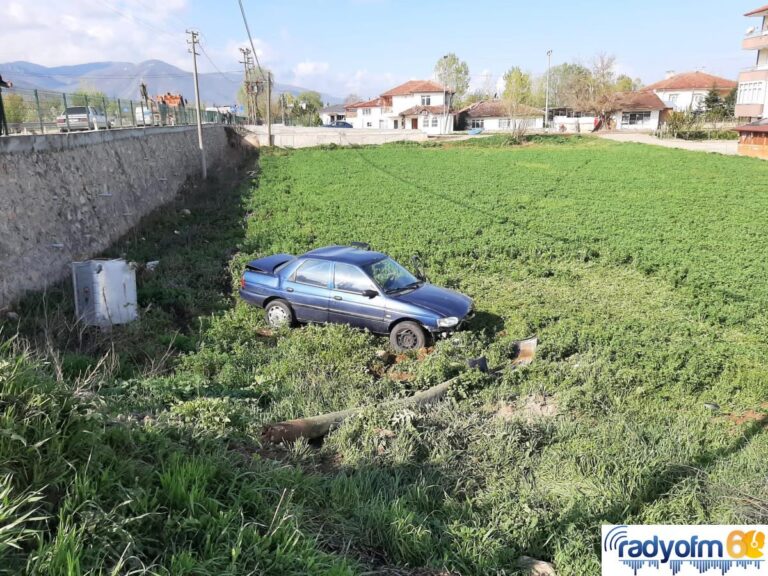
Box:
[394,120,398,129]
[411,118,418,129]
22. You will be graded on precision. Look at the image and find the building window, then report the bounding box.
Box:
[470,118,484,129]
[421,95,431,105]
[362,108,371,116]
[621,111,651,125]
[668,94,679,104]
[738,81,766,104]
[366,122,372,127]
[431,116,438,127]
[499,118,511,129]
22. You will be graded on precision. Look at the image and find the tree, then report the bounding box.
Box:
[501,67,533,105]
[615,74,642,92]
[703,85,724,119]
[291,90,323,126]
[434,53,470,103]
[3,94,28,125]
[546,62,592,109]
[723,87,737,118]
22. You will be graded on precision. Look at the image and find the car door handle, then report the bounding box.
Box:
[286,287,294,293]
[333,295,342,301]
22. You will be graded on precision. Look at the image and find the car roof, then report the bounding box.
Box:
[301,245,387,266]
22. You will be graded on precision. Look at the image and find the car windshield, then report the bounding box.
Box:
[65,107,88,115]
[363,257,420,293]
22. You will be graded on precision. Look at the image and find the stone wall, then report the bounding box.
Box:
[0,125,251,308]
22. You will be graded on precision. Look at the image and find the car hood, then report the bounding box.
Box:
[393,283,472,318]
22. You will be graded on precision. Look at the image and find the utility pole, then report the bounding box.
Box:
[266,73,271,143]
[239,47,252,124]
[187,29,207,179]
[545,49,552,132]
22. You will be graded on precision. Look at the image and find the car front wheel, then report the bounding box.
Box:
[389,321,426,352]
[265,299,294,328]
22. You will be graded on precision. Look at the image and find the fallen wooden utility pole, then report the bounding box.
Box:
[262,337,538,444]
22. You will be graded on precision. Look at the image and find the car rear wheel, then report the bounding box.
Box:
[265,299,294,328]
[389,321,426,352]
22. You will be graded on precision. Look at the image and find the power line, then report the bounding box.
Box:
[95,0,185,41]
[198,37,240,84]
[237,0,266,79]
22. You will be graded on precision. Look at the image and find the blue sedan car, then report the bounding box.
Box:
[239,244,474,351]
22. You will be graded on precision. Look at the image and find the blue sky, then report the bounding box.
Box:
[3,0,763,97]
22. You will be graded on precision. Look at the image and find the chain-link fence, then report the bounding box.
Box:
[1,87,243,135]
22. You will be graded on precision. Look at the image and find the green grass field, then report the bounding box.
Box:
[2,136,768,575]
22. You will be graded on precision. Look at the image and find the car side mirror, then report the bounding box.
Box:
[362,289,378,299]
[411,255,428,282]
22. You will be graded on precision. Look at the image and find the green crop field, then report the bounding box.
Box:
[2,136,768,575]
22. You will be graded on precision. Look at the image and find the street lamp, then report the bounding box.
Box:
[545,50,552,131]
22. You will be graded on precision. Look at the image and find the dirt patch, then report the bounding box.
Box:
[495,394,558,422]
[727,403,768,427]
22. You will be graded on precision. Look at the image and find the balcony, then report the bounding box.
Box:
[735,102,764,118]
[739,67,768,81]
[743,28,768,50]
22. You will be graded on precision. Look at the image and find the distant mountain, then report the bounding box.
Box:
[0,60,342,106]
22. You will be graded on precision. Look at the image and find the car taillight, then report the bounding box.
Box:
[240,276,245,289]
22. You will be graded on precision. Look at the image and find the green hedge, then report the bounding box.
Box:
[657,129,739,141]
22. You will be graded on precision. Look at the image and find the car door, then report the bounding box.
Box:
[283,259,331,323]
[329,263,387,333]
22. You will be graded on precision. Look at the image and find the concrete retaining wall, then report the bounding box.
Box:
[245,125,428,148]
[0,125,251,308]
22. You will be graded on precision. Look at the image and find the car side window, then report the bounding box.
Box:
[334,263,375,294]
[294,259,331,288]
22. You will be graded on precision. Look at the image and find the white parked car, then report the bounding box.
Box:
[134,106,156,126]
[56,106,108,132]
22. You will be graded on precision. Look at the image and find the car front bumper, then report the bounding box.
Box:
[430,305,475,337]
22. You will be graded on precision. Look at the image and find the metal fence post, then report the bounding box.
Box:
[129,100,134,127]
[62,93,71,132]
[102,96,109,129]
[34,89,44,133]
[117,99,123,127]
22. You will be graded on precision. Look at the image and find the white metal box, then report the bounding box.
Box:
[72,259,138,328]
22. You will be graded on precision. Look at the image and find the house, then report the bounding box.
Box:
[344,80,456,134]
[609,91,670,131]
[736,119,768,159]
[644,71,736,112]
[319,104,347,125]
[456,100,545,131]
[736,4,768,120]
[346,98,386,129]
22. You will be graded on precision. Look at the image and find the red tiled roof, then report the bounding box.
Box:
[380,80,452,97]
[745,4,768,16]
[644,71,736,92]
[736,120,768,133]
[459,100,544,118]
[398,105,456,116]
[611,91,669,111]
[344,98,382,109]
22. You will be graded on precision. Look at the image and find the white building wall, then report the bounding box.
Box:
[653,89,708,112]
[391,92,449,115]
[349,107,385,129]
[475,117,545,131]
[611,110,661,131]
[552,116,597,133]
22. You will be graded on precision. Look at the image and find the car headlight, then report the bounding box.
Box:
[437,317,459,328]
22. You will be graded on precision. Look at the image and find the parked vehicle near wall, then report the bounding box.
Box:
[56,106,108,132]
[134,106,155,126]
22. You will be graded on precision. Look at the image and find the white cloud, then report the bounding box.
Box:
[293,61,330,78]
[2,0,191,69]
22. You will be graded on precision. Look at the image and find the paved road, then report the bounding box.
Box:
[597,132,739,156]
